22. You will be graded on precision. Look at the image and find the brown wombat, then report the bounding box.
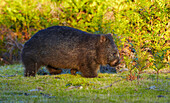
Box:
[21,26,120,78]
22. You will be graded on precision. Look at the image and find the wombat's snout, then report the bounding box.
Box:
[110,51,120,67]
[110,58,120,67]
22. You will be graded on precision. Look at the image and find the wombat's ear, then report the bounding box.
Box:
[100,35,107,43]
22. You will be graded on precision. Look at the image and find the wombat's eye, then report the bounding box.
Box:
[113,51,117,56]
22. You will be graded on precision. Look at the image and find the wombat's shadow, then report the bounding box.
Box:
[37,65,117,75]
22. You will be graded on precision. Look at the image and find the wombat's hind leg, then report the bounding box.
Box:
[70,69,78,75]
[47,65,62,75]
[24,62,41,77]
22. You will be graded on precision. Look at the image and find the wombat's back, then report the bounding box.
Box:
[24,26,98,51]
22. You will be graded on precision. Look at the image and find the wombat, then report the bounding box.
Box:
[21,26,120,78]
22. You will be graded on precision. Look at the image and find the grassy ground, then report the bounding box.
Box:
[0,64,169,103]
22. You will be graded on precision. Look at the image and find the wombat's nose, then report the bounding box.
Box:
[117,58,121,64]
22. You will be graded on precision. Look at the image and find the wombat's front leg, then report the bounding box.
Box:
[81,70,98,78]
[47,66,62,75]
[79,64,99,78]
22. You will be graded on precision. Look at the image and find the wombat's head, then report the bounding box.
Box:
[98,34,120,67]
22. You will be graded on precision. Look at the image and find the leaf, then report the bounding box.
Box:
[157,95,166,98]
[149,86,156,90]
[66,85,83,90]
[29,87,43,92]
[29,89,41,92]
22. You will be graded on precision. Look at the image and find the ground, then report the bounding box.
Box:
[0,64,169,102]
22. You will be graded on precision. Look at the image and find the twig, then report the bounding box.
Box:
[98,79,122,89]
[0,74,17,77]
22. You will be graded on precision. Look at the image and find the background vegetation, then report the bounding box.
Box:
[0,0,169,77]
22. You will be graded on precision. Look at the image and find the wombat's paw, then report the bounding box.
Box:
[49,69,62,75]
[24,72,36,77]
[70,69,78,75]
[82,74,98,78]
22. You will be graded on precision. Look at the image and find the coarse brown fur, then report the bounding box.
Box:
[21,26,120,78]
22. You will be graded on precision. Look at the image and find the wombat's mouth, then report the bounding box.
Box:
[109,58,120,67]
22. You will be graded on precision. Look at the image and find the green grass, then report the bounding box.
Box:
[0,64,169,102]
